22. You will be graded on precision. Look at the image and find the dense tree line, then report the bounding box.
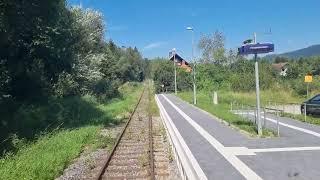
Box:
[152,31,320,96]
[0,1,145,153]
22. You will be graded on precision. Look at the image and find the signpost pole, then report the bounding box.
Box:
[305,75,312,98]
[254,53,262,136]
[238,33,274,136]
[307,82,309,98]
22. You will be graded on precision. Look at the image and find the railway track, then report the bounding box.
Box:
[95,88,156,180]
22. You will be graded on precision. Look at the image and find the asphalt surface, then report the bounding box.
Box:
[156,94,320,180]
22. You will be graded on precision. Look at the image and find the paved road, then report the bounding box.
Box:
[266,104,301,115]
[156,94,320,180]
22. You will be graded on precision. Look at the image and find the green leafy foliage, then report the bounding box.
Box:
[151,55,320,98]
[151,58,193,93]
[0,83,143,180]
[0,1,146,154]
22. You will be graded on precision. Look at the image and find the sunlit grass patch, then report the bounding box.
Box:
[219,89,303,106]
[0,127,99,180]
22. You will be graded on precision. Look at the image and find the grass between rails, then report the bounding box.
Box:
[178,91,275,137]
[0,82,143,180]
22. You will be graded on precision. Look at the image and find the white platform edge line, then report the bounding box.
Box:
[235,112,320,138]
[162,95,263,180]
[266,117,320,138]
[155,95,208,180]
[251,147,320,153]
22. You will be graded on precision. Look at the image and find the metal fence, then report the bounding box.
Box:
[230,101,283,136]
[266,101,320,122]
[266,101,301,115]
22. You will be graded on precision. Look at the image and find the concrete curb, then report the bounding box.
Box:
[155,95,206,180]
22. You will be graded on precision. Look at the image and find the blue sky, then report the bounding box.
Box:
[68,0,320,59]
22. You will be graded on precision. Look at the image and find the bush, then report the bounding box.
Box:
[53,72,79,97]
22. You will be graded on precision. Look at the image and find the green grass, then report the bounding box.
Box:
[218,89,320,126]
[148,81,159,116]
[218,89,304,106]
[98,82,143,120]
[0,82,143,180]
[0,127,99,180]
[178,91,275,137]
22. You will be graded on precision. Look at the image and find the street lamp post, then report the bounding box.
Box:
[173,49,177,94]
[187,27,197,105]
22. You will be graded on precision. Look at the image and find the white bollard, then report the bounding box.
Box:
[276,111,280,137]
[213,91,218,105]
[263,108,266,128]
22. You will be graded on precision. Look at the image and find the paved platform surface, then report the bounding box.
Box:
[156,94,320,180]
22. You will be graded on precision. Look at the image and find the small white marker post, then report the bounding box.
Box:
[276,111,280,137]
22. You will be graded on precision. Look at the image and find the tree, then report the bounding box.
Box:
[0,0,74,101]
[227,49,239,65]
[198,31,226,64]
[152,59,174,93]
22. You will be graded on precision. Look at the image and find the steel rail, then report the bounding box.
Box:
[95,87,146,180]
[148,89,155,180]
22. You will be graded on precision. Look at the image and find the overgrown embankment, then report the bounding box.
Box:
[0,83,143,180]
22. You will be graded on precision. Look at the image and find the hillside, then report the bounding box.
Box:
[266,44,320,59]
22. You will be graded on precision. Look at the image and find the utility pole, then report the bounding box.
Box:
[254,32,262,136]
[173,49,177,95]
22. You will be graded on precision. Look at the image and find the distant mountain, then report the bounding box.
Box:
[265,44,320,59]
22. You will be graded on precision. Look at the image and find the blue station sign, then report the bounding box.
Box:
[238,43,274,55]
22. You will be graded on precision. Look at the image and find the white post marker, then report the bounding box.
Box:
[213,91,218,105]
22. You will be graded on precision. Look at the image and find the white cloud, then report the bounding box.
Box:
[143,41,167,50]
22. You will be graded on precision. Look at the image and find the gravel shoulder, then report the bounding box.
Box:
[56,125,124,180]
